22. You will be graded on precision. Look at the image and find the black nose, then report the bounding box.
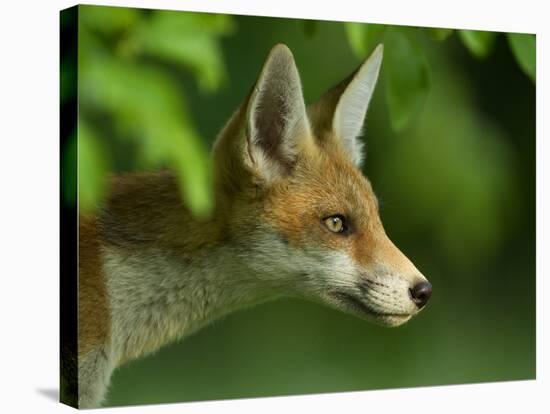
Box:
[409,281,432,309]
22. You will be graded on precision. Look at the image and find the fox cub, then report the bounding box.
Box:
[76,43,431,407]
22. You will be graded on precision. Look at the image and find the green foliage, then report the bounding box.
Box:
[79,5,140,34]
[133,11,235,92]
[383,63,518,267]
[346,25,429,131]
[345,22,385,57]
[76,5,234,216]
[77,123,111,213]
[345,22,535,131]
[507,33,536,82]
[426,27,453,41]
[458,29,497,58]
[302,19,318,38]
[384,28,430,131]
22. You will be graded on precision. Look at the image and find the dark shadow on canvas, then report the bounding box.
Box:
[36,388,59,403]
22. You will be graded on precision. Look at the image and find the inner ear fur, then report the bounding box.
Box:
[244,44,312,182]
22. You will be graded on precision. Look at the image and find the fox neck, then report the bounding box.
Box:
[101,172,280,365]
[105,243,276,365]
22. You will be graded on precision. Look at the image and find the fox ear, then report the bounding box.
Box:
[245,44,311,182]
[309,44,383,166]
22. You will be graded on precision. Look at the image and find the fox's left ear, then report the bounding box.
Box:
[308,44,383,166]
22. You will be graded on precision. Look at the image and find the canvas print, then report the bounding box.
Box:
[60,4,536,409]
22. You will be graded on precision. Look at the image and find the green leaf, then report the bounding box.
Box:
[133,11,235,92]
[172,133,214,218]
[76,7,223,217]
[79,57,214,217]
[507,33,536,83]
[459,30,497,58]
[384,29,430,131]
[77,121,110,213]
[345,22,386,58]
[303,20,317,38]
[79,5,140,35]
[427,27,453,42]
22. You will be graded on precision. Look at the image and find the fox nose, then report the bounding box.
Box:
[409,281,432,309]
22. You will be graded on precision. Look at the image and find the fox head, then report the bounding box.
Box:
[213,44,431,327]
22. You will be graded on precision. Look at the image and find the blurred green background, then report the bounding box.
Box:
[61,5,535,407]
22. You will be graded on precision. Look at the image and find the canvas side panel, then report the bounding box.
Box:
[60,5,78,408]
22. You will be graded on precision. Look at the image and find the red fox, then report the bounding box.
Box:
[76,43,432,407]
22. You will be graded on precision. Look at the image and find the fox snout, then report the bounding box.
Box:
[355,242,432,326]
[317,232,432,327]
[330,263,431,327]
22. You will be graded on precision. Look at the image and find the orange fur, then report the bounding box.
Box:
[264,142,374,257]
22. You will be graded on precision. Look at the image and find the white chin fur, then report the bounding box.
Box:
[372,313,412,327]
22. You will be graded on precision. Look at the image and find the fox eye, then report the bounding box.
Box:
[322,215,348,234]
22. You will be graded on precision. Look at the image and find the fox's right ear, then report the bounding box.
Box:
[308,44,383,167]
[242,44,312,183]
